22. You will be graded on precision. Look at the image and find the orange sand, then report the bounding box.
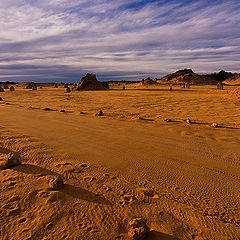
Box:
[0,84,240,240]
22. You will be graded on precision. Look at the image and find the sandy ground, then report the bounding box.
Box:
[0,85,240,240]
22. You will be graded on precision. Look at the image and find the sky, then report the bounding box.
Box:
[0,0,239,82]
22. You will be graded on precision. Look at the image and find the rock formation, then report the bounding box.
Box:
[66,87,71,93]
[75,73,108,91]
[223,73,240,85]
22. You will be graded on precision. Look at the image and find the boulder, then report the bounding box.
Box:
[49,176,64,190]
[10,86,14,91]
[2,153,21,168]
[128,218,150,240]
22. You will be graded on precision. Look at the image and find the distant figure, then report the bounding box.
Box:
[10,86,14,91]
[217,82,223,90]
[169,84,173,91]
[122,85,125,90]
[220,82,223,90]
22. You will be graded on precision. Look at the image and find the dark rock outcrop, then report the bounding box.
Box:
[75,73,107,91]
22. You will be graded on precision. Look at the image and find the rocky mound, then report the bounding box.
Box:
[157,69,218,85]
[223,74,240,85]
[227,87,240,100]
[141,77,158,85]
[75,73,107,91]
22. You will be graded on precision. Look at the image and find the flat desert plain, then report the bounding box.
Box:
[0,85,240,240]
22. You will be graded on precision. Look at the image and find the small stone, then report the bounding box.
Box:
[211,123,218,128]
[60,109,65,112]
[128,218,150,240]
[42,108,51,111]
[49,176,64,190]
[0,97,3,101]
[10,86,15,91]
[186,118,192,124]
[3,152,21,168]
[0,87,4,92]
[164,118,172,122]
[138,116,143,120]
[96,110,103,116]
[29,106,32,109]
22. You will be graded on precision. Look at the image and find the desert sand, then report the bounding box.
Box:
[0,84,240,240]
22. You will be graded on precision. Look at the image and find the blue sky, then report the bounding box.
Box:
[0,0,239,82]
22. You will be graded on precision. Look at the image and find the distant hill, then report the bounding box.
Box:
[223,74,240,85]
[156,69,218,85]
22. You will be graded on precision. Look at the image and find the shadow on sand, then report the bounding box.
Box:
[147,230,178,240]
[62,184,111,205]
[12,164,111,205]
[13,163,56,176]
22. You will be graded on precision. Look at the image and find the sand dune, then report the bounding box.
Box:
[0,85,240,239]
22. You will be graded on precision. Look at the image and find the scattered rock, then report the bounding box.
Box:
[8,207,21,216]
[60,109,65,112]
[0,87,4,92]
[54,84,58,88]
[2,152,21,169]
[66,87,71,93]
[32,84,37,90]
[164,118,172,122]
[39,86,43,89]
[64,84,68,88]
[211,123,218,128]
[3,84,9,89]
[29,106,32,109]
[0,97,3,101]
[96,110,103,116]
[80,163,89,168]
[49,176,64,190]
[42,108,52,111]
[128,218,150,240]
[19,217,27,223]
[5,102,10,105]
[138,116,143,120]
[186,118,192,124]
[10,86,15,91]
[80,111,86,114]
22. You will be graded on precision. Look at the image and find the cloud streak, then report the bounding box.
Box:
[0,0,239,82]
